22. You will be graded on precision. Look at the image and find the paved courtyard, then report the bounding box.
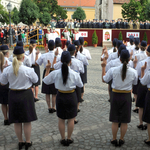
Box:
[0,47,149,150]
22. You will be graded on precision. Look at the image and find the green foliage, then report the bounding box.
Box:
[92,31,98,45]
[34,0,67,20]
[39,8,51,26]
[12,7,20,25]
[118,31,123,41]
[145,3,150,20]
[143,32,148,43]
[72,7,86,20]
[121,0,148,21]
[19,0,39,26]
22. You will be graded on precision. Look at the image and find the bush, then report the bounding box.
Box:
[143,32,148,43]
[118,31,123,41]
[92,31,98,45]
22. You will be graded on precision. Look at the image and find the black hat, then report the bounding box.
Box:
[13,46,24,55]
[74,40,80,46]
[66,41,70,46]
[79,37,84,45]
[48,40,55,47]
[119,44,126,54]
[120,49,130,59]
[117,40,123,49]
[141,40,147,47]
[55,38,61,45]
[17,41,23,47]
[61,51,71,63]
[113,38,118,47]
[129,35,134,40]
[30,39,36,44]
[147,45,150,52]
[134,38,140,45]
[0,45,9,51]
[68,44,75,52]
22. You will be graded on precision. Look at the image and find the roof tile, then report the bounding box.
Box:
[113,0,130,4]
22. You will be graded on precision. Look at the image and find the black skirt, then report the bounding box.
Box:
[136,83,148,108]
[42,69,57,94]
[8,89,37,123]
[32,65,40,86]
[80,65,87,84]
[132,79,140,95]
[56,91,77,119]
[110,92,132,123]
[143,90,150,123]
[0,83,9,105]
[75,86,81,103]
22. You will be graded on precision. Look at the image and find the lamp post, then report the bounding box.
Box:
[7,2,13,47]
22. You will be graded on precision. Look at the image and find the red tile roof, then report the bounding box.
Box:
[113,0,130,3]
[58,0,96,7]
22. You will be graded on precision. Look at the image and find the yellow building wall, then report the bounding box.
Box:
[66,8,95,20]
[113,4,123,20]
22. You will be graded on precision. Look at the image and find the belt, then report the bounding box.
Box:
[148,88,150,91]
[58,89,75,93]
[50,68,55,71]
[112,89,131,93]
[10,87,31,91]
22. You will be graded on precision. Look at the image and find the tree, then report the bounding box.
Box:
[19,0,39,26]
[12,7,20,25]
[0,0,10,24]
[143,32,148,43]
[145,3,150,20]
[72,7,86,20]
[92,31,98,45]
[33,0,67,19]
[39,8,51,26]
[118,31,123,41]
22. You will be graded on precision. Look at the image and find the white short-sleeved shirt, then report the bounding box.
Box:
[81,47,92,60]
[0,63,38,89]
[54,56,84,74]
[43,67,83,91]
[4,57,12,66]
[134,51,147,63]
[54,47,63,55]
[141,70,150,88]
[103,64,138,90]
[25,48,41,65]
[107,51,118,63]
[76,51,89,66]
[101,47,118,59]
[127,45,135,53]
[9,54,31,67]
[36,51,59,69]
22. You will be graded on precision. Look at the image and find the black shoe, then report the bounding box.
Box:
[143,124,147,130]
[18,142,25,150]
[144,139,150,146]
[77,109,80,113]
[4,120,10,125]
[119,139,125,147]
[34,98,39,102]
[137,124,144,130]
[52,108,56,112]
[25,142,32,150]
[60,139,67,146]
[132,98,135,102]
[108,99,110,102]
[133,108,139,113]
[67,139,74,146]
[80,98,84,103]
[118,123,121,128]
[111,139,118,147]
[49,108,53,113]
[74,120,78,124]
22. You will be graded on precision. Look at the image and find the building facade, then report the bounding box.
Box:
[1,0,22,10]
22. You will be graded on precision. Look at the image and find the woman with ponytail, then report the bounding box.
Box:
[102,50,138,147]
[1,46,38,150]
[43,51,83,146]
[0,45,11,126]
[25,40,41,102]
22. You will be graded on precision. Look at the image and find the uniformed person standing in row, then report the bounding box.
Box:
[128,20,133,29]
[135,19,140,29]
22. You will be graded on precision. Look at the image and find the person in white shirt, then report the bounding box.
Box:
[43,51,83,146]
[0,46,38,150]
[0,45,11,126]
[36,40,58,113]
[25,40,41,102]
[126,36,135,53]
[102,50,138,147]
[140,53,150,145]
[54,38,63,55]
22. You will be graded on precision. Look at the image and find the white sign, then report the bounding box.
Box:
[103,29,112,42]
[126,32,140,38]
[79,32,88,37]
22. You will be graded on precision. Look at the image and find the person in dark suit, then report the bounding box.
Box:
[116,19,121,29]
[82,20,86,28]
[87,20,92,28]
[92,19,96,28]
[122,19,127,29]
[109,20,113,28]
[144,20,149,29]
[80,20,83,28]
[103,19,110,28]
[99,20,103,28]
[140,21,144,29]
[111,20,116,28]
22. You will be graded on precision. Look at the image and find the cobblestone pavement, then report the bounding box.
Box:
[0,47,150,150]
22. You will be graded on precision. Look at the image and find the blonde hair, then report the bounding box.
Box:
[0,52,4,72]
[13,54,24,76]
